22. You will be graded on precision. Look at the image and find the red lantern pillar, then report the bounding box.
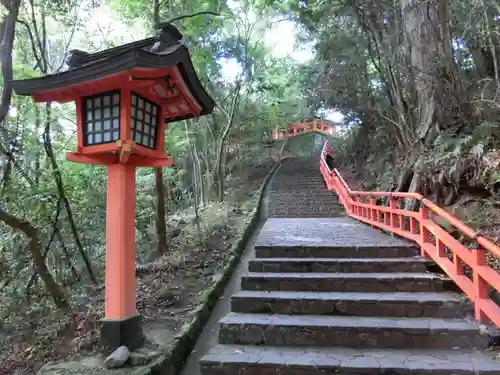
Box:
[103,163,139,335]
[11,35,215,353]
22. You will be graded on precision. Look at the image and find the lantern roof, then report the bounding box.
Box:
[11,25,215,122]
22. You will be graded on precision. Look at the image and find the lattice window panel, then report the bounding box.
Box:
[130,93,159,149]
[83,91,121,146]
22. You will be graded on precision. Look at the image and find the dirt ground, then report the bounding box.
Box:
[0,164,272,375]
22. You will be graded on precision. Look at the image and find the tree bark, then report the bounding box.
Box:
[43,104,97,284]
[183,121,202,240]
[151,0,170,256]
[216,82,241,202]
[400,0,458,209]
[0,207,69,310]
[0,0,22,124]
[155,168,168,254]
[401,0,456,144]
[192,139,205,206]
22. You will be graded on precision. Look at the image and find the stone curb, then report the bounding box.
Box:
[141,160,282,375]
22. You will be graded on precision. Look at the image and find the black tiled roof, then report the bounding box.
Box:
[11,28,214,120]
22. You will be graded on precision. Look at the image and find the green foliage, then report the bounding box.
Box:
[0,0,311,336]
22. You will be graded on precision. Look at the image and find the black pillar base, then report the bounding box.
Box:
[101,314,144,355]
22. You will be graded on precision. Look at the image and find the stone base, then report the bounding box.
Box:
[101,314,144,355]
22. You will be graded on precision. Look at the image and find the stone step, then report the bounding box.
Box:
[272,182,325,186]
[272,181,325,185]
[267,210,343,218]
[241,272,451,293]
[275,166,321,170]
[271,180,327,184]
[271,181,329,184]
[272,175,325,179]
[230,290,468,318]
[276,165,318,169]
[279,163,319,168]
[273,173,324,177]
[267,213,343,217]
[255,245,418,259]
[268,213,343,218]
[269,196,338,202]
[267,204,343,211]
[200,345,500,375]
[218,313,489,349]
[272,170,320,174]
[248,257,427,273]
[268,198,340,205]
[270,191,331,196]
[268,200,340,207]
[269,192,335,198]
[270,191,331,195]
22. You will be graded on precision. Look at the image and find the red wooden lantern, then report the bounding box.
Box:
[12,27,214,353]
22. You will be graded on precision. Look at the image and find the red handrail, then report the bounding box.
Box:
[273,119,336,140]
[320,140,500,327]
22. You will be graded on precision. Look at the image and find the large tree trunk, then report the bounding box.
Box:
[402,0,455,142]
[356,7,414,150]
[400,0,459,209]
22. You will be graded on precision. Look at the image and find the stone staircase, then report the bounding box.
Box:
[268,156,344,218]
[199,156,500,375]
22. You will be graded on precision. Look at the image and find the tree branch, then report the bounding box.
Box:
[15,19,44,72]
[160,11,219,26]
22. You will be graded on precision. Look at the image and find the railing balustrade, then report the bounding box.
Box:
[319,140,500,327]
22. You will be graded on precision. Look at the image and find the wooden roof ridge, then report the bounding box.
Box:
[66,38,158,68]
[66,24,183,68]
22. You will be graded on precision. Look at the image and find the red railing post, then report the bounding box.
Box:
[389,198,398,233]
[419,206,430,258]
[472,242,488,322]
[369,198,377,226]
[453,251,464,277]
[351,196,357,216]
[436,238,445,258]
[410,216,418,235]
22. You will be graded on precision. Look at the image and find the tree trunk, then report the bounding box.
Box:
[155,168,168,254]
[192,139,204,205]
[0,0,22,124]
[215,82,241,202]
[400,0,458,209]
[402,0,457,141]
[152,0,160,30]
[191,156,202,242]
[0,207,69,310]
[151,0,169,256]
[183,121,202,240]
[43,104,97,284]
